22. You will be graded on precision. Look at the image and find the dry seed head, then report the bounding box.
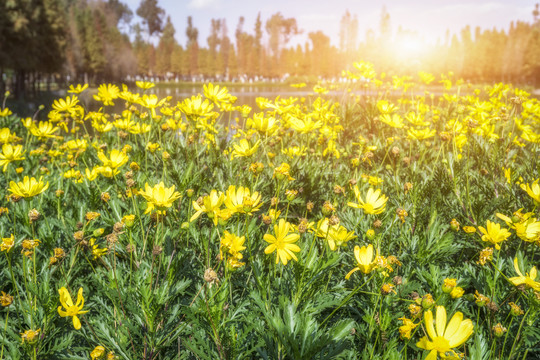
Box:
[487,301,499,313]
[126,244,136,253]
[28,208,40,222]
[152,245,163,256]
[328,215,340,226]
[204,268,219,284]
[101,192,111,203]
[74,231,84,242]
[113,222,124,233]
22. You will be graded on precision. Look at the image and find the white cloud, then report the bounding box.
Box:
[187,0,221,10]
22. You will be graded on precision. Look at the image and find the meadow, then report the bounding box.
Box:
[0,61,539,359]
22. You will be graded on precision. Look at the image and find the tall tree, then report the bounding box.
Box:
[156,16,176,76]
[207,19,221,76]
[265,12,299,76]
[254,12,263,75]
[186,16,199,76]
[136,0,165,37]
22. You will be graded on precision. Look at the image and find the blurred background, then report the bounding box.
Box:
[1,0,539,101]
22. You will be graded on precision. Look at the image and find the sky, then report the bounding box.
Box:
[122,0,536,47]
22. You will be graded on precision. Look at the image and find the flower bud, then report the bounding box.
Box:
[442,278,457,293]
[93,228,105,237]
[492,323,507,337]
[421,294,435,309]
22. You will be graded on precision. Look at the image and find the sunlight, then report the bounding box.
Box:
[394,33,427,59]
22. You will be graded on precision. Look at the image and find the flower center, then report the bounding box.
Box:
[65,305,80,317]
[432,336,451,353]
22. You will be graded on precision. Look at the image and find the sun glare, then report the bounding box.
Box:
[394,33,427,60]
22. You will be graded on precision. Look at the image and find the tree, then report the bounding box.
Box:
[254,12,263,75]
[265,12,300,76]
[207,19,220,75]
[156,16,176,76]
[219,20,231,78]
[265,13,299,58]
[186,16,199,76]
[136,0,165,37]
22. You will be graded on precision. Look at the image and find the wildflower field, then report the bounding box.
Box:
[1,62,540,359]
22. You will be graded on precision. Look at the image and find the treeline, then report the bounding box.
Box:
[1,0,540,99]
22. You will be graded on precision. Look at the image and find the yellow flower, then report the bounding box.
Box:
[348,187,388,215]
[379,114,404,128]
[220,231,246,259]
[477,247,493,266]
[224,185,263,215]
[398,317,419,339]
[121,214,136,227]
[263,219,301,265]
[0,127,17,143]
[1,234,15,252]
[0,107,13,117]
[509,257,540,291]
[478,220,511,250]
[93,84,120,106]
[345,244,378,279]
[230,139,260,159]
[138,182,181,214]
[288,115,322,133]
[204,83,235,105]
[442,278,457,293]
[502,167,512,184]
[57,287,89,330]
[91,346,106,360]
[273,163,294,181]
[407,127,436,141]
[29,121,59,139]
[178,95,215,119]
[376,100,398,114]
[64,169,83,183]
[246,113,279,136]
[416,306,474,360]
[315,218,356,251]
[450,287,464,299]
[52,95,79,113]
[290,82,306,88]
[21,328,41,344]
[89,238,108,260]
[0,143,25,172]
[85,167,100,181]
[97,149,129,172]
[282,146,307,158]
[9,176,49,198]
[0,291,13,306]
[463,226,476,234]
[135,81,155,90]
[190,190,225,225]
[67,84,89,94]
[138,94,167,116]
[520,180,540,204]
[498,210,540,243]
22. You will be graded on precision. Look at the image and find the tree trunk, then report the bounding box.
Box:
[15,70,25,100]
[0,68,5,97]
